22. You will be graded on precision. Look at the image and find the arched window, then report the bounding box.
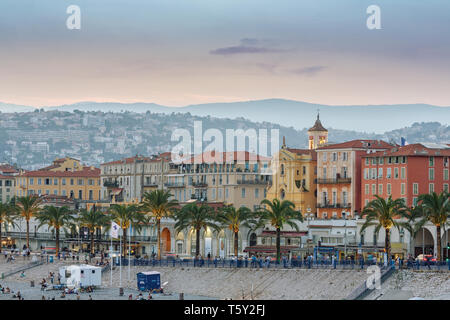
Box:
[281,164,285,175]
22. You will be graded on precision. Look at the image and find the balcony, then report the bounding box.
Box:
[317,178,351,184]
[192,182,208,187]
[143,182,159,187]
[237,179,270,185]
[317,203,352,209]
[164,182,186,188]
[103,181,119,188]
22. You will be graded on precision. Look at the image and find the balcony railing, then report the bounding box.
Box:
[143,182,159,187]
[164,182,186,188]
[317,203,352,209]
[317,178,351,184]
[192,182,208,187]
[103,181,119,188]
[237,179,270,185]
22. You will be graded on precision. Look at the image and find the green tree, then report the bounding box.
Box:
[140,190,178,259]
[216,205,254,257]
[413,191,450,261]
[0,202,18,249]
[36,206,75,256]
[78,208,111,255]
[109,204,145,257]
[174,203,220,257]
[360,195,411,261]
[257,199,303,262]
[16,196,43,249]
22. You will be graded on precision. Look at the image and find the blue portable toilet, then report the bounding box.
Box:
[137,271,161,291]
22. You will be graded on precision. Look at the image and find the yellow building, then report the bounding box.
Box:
[266,139,317,217]
[16,158,101,203]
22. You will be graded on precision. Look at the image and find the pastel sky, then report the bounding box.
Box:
[1,0,450,107]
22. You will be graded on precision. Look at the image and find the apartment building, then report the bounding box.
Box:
[0,164,19,203]
[361,143,450,208]
[16,157,101,201]
[315,140,393,219]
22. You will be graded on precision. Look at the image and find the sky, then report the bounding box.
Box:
[1,0,450,108]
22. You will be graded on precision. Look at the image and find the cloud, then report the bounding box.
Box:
[290,65,327,77]
[210,38,281,56]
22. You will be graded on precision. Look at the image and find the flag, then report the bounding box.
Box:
[401,137,408,146]
[111,221,120,239]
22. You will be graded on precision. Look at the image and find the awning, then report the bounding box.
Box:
[111,188,123,196]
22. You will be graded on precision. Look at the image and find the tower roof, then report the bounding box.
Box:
[308,113,327,132]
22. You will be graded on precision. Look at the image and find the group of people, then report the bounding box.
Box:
[0,284,23,299]
[129,292,152,300]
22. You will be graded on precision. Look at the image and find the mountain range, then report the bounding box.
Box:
[1,99,449,133]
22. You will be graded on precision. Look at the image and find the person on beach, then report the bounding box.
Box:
[88,295,92,300]
[41,295,46,300]
[128,294,133,300]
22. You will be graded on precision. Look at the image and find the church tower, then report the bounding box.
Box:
[308,112,328,150]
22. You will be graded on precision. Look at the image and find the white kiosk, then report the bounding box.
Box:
[59,264,102,288]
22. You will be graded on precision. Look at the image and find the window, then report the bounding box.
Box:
[323,167,327,179]
[53,190,58,195]
[78,179,83,186]
[444,184,449,193]
[429,157,434,166]
[401,167,406,179]
[394,168,399,179]
[365,158,369,165]
[365,184,369,195]
[241,188,246,198]
[444,169,449,180]
[429,183,434,193]
[323,152,327,162]
[303,166,306,175]
[343,152,348,161]
[378,168,383,178]
[30,178,34,185]
[38,178,42,185]
[378,184,383,195]
[255,188,259,198]
[225,188,229,198]
[371,168,376,179]
[89,190,93,200]
[54,179,58,185]
[372,184,376,194]
[364,168,369,180]
[62,190,66,196]
[429,168,435,180]
[379,157,384,165]
[45,178,51,185]
[401,183,405,195]
[387,168,392,178]
[332,153,337,161]
[70,179,74,185]
[387,183,392,195]
[280,164,284,175]
[211,189,216,200]
[78,190,83,199]
[62,178,66,185]
[413,197,418,207]
[413,183,419,195]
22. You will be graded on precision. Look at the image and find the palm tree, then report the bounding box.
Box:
[109,204,145,257]
[257,199,303,262]
[174,203,220,257]
[140,190,178,259]
[36,206,75,256]
[413,191,450,261]
[16,196,43,249]
[0,202,18,250]
[360,195,411,262]
[216,205,254,257]
[78,208,111,255]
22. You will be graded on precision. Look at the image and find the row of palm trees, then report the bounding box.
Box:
[0,190,448,262]
[361,191,449,261]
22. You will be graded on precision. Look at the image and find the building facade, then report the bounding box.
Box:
[266,143,317,217]
[0,164,19,203]
[15,157,101,202]
[315,140,393,219]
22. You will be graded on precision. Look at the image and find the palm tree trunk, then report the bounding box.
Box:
[0,223,2,250]
[385,228,391,262]
[276,227,281,262]
[123,227,127,258]
[55,227,60,257]
[91,229,95,255]
[26,219,30,250]
[157,219,161,260]
[196,228,200,257]
[436,225,441,262]
[234,231,239,257]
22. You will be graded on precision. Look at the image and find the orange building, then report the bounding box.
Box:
[361,143,450,209]
[315,140,393,219]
